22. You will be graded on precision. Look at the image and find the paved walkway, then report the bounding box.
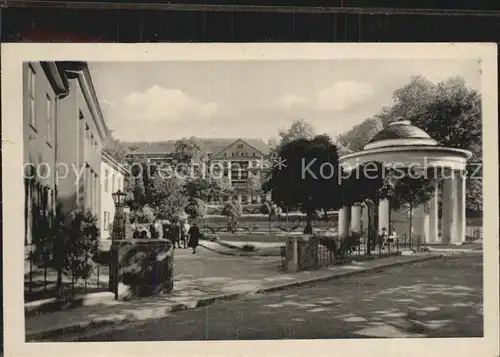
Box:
[26,251,445,341]
[72,253,483,341]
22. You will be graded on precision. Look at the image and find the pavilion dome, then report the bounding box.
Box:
[363,118,438,150]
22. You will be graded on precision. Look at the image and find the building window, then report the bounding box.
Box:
[223,152,227,157]
[104,169,109,193]
[46,94,53,145]
[104,211,108,230]
[28,65,36,128]
[237,144,243,148]
[252,152,256,157]
[85,124,90,150]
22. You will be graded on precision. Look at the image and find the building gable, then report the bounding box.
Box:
[213,139,266,159]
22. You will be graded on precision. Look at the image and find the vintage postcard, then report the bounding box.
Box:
[1,43,498,357]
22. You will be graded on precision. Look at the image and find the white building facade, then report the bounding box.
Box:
[100,151,127,240]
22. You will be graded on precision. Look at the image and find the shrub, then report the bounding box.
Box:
[241,244,256,252]
[200,232,219,242]
[64,209,100,281]
[129,206,156,224]
[185,198,207,218]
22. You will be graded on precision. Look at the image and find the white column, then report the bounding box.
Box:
[361,203,369,233]
[378,199,390,233]
[338,206,351,239]
[428,184,439,243]
[454,170,467,245]
[287,237,299,273]
[442,172,458,244]
[351,204,362,233]
[256,195,262,204]
[413,203,429,243]
[237,194,242,203]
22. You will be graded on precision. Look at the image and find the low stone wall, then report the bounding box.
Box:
[109,239,174,300]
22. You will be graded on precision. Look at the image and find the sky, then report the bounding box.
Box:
[88,58,481,143]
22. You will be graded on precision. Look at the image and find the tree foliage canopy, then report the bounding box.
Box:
[264,135,343,233]
[278,119,316,147]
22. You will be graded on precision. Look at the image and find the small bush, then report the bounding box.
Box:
[64,209,100,281]
[185,198,207,218]
[241,244,256,252]
[200,232,219,242]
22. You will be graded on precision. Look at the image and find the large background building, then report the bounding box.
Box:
[124,138,272,203]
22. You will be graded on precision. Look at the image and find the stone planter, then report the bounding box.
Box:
[109,239,174,300]
[283,235,320,273]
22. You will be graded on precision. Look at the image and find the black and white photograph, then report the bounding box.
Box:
[2,43,498,357]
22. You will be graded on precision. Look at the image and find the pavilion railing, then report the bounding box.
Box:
[315,229,406,268]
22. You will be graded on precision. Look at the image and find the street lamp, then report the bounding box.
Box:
[111,190,127,241]
[112,189,127,207]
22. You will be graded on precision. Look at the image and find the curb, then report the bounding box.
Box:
[26,254,443,341]
[25,291,115,318]
[256,253,444,293]
[199,242,281,257]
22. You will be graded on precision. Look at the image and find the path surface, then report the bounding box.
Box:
[68,253,483,341]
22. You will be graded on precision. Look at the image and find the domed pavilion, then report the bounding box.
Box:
[338,118,472,245]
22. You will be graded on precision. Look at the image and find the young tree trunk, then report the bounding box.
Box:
[304,210,313,235]
[269,215,272,232]
[409,202,413,247]
[366,202,373,256]
[286,207,289,231]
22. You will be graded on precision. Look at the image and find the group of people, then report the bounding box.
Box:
[377,227,399,250]
[132,219,201,254]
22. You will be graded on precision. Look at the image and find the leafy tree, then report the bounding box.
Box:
[129,204,156,224]
[173,137,206,164]
[337,116,385,152]
[222,200,243,233]
[267,138,279,150]
[278,119,316,147]
[246,172,262,202]
[391,75,438,119]
[184,177,233,203]
[342,161,395,253]
[185,198,207,219]
[259,201,282,232]
[63,209,100,282]
[124,154,151,210]
[264,135,343,234]
[151,174,188,219]
[103,132,129,163]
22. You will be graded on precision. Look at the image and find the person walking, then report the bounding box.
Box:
[182,220,191,249]
[187,222,201,254]
[172,221,182,249]
[151,218,162,239]
[162,220,171,241]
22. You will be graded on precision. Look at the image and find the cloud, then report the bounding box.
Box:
[276,80,374,112]
[104,85,218,140]
[315,81,374,111]
[109,85,218,123]
[277,94,309,109]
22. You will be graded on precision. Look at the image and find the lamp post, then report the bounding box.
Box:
[111,190,127,241]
